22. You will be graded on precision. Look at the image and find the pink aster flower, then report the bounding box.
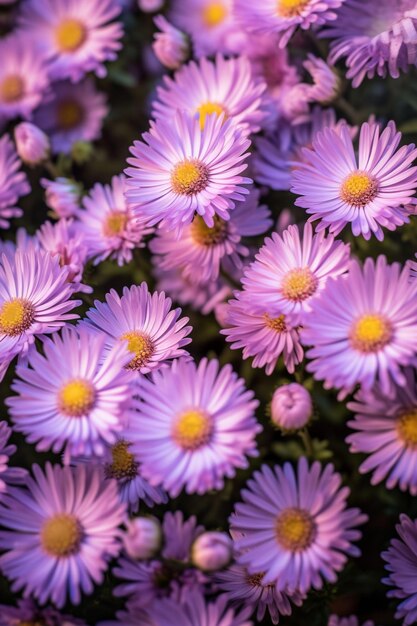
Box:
[130,358,260,497]
[347,369,417,495]
[221,290,304,375]
[0,421,27,498]
[152,55,268,135]
[0,463,125,608]
[0,248,81,379]
[84,283,192,374]
[33,79,108,155]
[150,189,271,283]
[41,177,82,218]
[241,223,350,325]
[0,599,87,626]
[153,15,190,70]
[328,617,375,626]
[77,174,154,266]
[231,458,367,595]
[382,514,417,626]
[291,120,417,240]
[0,32,50,124]
[302,256,417,398]
[19,0,123,83]
[234,0,344,47]
[323,0,417,87]
[125,110,251,231]
[0,134,30,229]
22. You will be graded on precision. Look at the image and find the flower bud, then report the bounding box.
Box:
[191,531,233,572]
[123,516,162,560]
[138,0,164,12]
[152,16,190,71]
[271,383,312,431]
[41,177,81,219]
[14,122,49,166]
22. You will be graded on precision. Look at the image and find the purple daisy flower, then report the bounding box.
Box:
[347,369,417,495]
[382,514,417,626]
[0,134,30,229]
[152,54,268,135]
[302,256,417,398]
[241,223,350,325]
[125,110,251,231]
[0,248,81,378]
[19,0,123,83]
[328,616,376,626]
[231,458,367,595]
[7,325,134,462]
[0,32,50,123]
[291,120,417,240]
[33,79,108,155]
[323,0,417,87]
[215,562,304,624]
[221,290,304,375]
[149,189,272,283]
[0,420,27,498]
[0,599,87,626]
[84,283,192,374]
[77,174,154,266]
[0,463,125,608]
[234,0,344,47]
[41,177,82,219]
[129,357,260,497]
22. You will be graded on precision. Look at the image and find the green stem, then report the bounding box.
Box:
[299,429,314,458]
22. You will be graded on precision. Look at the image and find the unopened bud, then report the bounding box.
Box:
[153,15,190,71]
[191,531,233,572]
[14,122,49,166]
[271,383,313,431]
[123,516,162,560]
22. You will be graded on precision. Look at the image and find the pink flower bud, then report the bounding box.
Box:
[122,517,162,560]
[138,0,164,12]
[14,122,49,166]
[41,177,81,219]
[152,15,190,71]
[191,531,233,572]
[271,383,312,430]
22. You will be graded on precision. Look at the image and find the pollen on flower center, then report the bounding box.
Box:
[264,313,287,333]
[171,159,209,196]
[58,379,96,417]
[103,211,127,237]
[172,409,213,450]
[281,267,318,302]
[397,410,417,447]
[275,507,316,552]
[105,440,138,480]
[202,2,228,27]
[277,0,310,18]
[340,170,379,207]
[0,298,35,336]
[120,331,155,370]
[57,100,84,130]
[0,75,24,103]
[41,513,82,557]
[55,18,87,53]
[190,214,228,245]
[197,101,227,130]
[350,314,392,353]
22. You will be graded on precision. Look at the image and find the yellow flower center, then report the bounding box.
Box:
[0,75,24,103]
[56,100,84,130]
[340,171,379,207]
[105,440,138,480]
[281,267,318,302]
[277,0,310,17]
[0,298,35,336]
[275,507,316,552]
[397,410,417,447]
[55,19,87,53]
[120,331,155,370]
[172,409,213,450]
[350,314,392,353]
[41,513,82,557]
[103,211,127,237]
[190,214,227,245]
[264,314,287,333]
[197,102,226,131]
[58,379,96,417]
[202,2,228,27]
[171,159,209,196]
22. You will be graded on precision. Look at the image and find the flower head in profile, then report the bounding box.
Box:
[303,54,341,104]
[77,174,154,266]
[7,325,134,462]
[153,15,190,70]
[302,256,417,398]
[0,463,125,608]
[0,134,30,229]
[19,0,123,83]
[41,176,81,218]
[129,358,260,497]
[0,421,27,498]
[125,110,251,231]
[291,120,417,240]
[231,458,367,595]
